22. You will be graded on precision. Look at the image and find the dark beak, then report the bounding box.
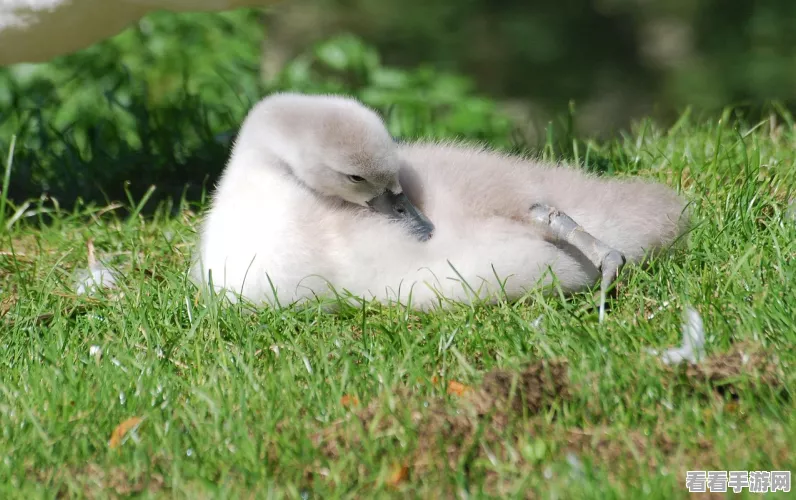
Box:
[366,191,435,241]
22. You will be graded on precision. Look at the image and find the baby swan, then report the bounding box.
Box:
[193,92,689,316]
[193,92,434,306]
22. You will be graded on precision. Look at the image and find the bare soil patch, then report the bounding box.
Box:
[663,342,785,398]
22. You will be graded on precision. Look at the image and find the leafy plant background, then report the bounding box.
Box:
[1,10,521,208]
[2,3,794,208]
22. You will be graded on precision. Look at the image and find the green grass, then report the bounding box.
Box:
[0,14,794,496]
[1,107,794,498]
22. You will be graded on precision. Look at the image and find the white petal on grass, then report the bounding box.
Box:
[530,315,545,332]
[647,306,706,365]
[74,239,120,295]
[111,357,128,373]
[786,197,796,222]
[566,452,585,476]
[89,345,102,357]
[74,264,118,295]
[646,300,671,320]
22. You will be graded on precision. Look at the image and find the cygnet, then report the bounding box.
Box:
[192,92,689,317]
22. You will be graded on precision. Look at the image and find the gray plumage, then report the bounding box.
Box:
[193,92,690,311]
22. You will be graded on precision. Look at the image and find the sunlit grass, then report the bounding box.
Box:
[0,11,794,495]
[1,107,794,498]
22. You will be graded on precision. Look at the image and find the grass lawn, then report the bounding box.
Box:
[1,100,795,498]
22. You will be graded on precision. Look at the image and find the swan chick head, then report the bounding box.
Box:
[238,92,434,241]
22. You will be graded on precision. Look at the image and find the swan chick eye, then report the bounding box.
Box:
[348,175,366,183]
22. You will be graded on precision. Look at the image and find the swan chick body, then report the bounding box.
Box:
[193,93,689,311]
